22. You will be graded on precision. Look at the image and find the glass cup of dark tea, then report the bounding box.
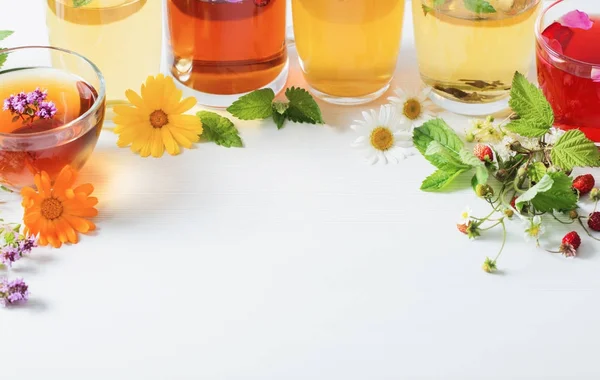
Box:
[0,46,106,190]
[536,0,600,142]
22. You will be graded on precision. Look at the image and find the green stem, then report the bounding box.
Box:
[551,213,574,225]
[578,217,600,242]
[493,220,507,262]
[480,220,503,231]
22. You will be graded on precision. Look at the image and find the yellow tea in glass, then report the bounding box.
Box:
[46,0,162,105]
[293,0,405,105]
[166,0,288,108]
[413,0,541,115]
[0,47,105,190]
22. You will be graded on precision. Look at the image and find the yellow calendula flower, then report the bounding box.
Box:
[113,74,203,158]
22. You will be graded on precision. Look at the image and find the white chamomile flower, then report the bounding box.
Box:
[351,105,414,165]
[459,206,472,223]
[523,215,545,244]
[388,86,436,129]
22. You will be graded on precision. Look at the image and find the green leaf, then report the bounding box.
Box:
[226,88,275,120]
[0,52,7,69]
[505,72,554,137]
[433,0,446,5]
[272,101,288,115]
[515,172,577,212]
[197,111,243,148]
[527,162,547,183]
[0,31,13,41]
[272,106,286,130]
[460,148,489,184]
[463,0,496,14]
[551,130,600,171]
[285,87,324,124]
[421,169,467,192]
[73,0,93,7]
[413,119,471,173]
[422,4,434,15]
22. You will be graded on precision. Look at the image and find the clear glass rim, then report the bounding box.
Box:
[0,45,106,139]
[535,0,600,69]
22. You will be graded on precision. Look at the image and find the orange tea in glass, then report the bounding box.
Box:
[166,0,289,107]
[0,47,105,190]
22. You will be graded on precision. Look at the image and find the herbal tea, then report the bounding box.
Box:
[537,14,600,142]
[293,0,405,101]
[413,0,541,110]
[167,0,287,96]
[46,0,162,101]
[0,68,103,189]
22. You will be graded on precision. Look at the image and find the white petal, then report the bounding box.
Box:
[418,87,432,102]
[393,88,408,100]
[378,151,388,165]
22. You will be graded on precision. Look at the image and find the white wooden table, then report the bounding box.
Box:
[2,1,599,379]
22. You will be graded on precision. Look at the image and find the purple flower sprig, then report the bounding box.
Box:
[0,277,29,307]
[3,88,57,124]
[0,224,37,268]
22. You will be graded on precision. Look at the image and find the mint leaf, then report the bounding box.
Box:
[463,0,496,13]
[197,111,243,148]
[527,162,547,183]
[0,53,7,69]
[516,172,577,212]
[285,87,324,124]
[227,88,275,120]
[272,105,286,130]
[422,4,434,15]
[73,0,93,7]
[0,31,13,41]
[506,72,554,137]
[273,101,288,115]
[413,119,471,173]
[421,169,467,192]
[551,130,600,171]
[433,0,446,5]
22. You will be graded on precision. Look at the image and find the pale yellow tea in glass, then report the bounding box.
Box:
[413,0,541,115]
[46,0,162,103]
[292,0,405,105]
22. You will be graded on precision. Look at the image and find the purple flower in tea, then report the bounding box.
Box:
[0,277,29,307]
[36,101,57,120]
[558,10,594,30]
[4,92,29,114]
[26,87,48,105]
[0,246,20,267]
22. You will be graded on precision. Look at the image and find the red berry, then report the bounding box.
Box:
[560,231,581,257]
[588,212,600,232]
[510,196,517,209]
[254,0,270,6]
[457,223,468,235]
[473,144,493,162]
[573,174,595,194]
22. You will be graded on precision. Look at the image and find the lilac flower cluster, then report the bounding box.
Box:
[0,278,29,307]
[3,87,57,121]
[0,235,37,267]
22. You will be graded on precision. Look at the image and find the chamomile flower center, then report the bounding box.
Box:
[150,110,169,128]
[40,198,63,220]
[403,98,422,120]
[370,127,395,151]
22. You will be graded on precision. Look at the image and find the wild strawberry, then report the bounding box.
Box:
[254,0,270,6]
[588,212,600,232]
[572,174,595,194]
[473,144,493,162]
[560,231,581,257]
[510,196,517,209]
[457,223,469,234]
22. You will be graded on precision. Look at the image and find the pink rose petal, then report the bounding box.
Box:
[558,10,594,30]
[592,68,600,83]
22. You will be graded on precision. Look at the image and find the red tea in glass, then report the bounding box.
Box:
[536,0,600,142]
[0,47,105,189]
[166,0,288,107]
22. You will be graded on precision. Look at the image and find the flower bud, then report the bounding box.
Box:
[569,210,579,219]
[496,169,509,181]
[475,184,494,198]
[465,133,475,142]
[517,167,527,177]
[482,258,497,273]
[504,209,514,218]
[590,188,600,202]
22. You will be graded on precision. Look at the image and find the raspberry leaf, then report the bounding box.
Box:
[527,162,547,183]
[551,130,600,171]
[421,169,467,192]
[515,172,577,212]
[197,111,243,148]
[227,88,275,120]
[505,72,554,137]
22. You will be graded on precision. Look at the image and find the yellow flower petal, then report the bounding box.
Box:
[161,127,180,156]
[171,97,197,114]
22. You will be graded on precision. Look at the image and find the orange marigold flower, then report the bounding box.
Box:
[20,166,98,248]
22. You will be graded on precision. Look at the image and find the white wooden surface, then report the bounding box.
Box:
[2,1,600,379]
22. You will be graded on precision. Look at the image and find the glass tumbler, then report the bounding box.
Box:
[292,0,405,105]
[46,0,162,109]
[166,0,289,108]
[536,0,600,142]
[413,0,542,115]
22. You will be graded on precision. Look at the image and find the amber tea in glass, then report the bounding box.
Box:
[0,47,105,190]
[413,0,542,115]
[166,0,289,107]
